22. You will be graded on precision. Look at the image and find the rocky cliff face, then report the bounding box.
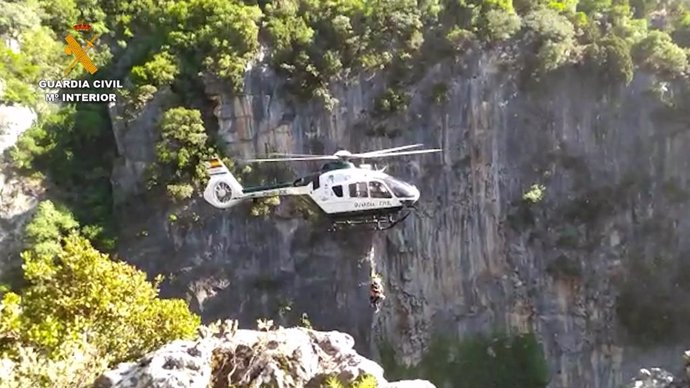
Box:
[110,49,690,388]
[0,104,40,277]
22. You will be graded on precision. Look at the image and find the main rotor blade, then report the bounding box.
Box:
[356,144,424,157]
[355,149,442,158]
[267,152,332,157]
[243,156,339,162]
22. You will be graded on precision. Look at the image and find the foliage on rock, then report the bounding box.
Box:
[10,105,117,252]
[325,374,378,388]
[22,200,80,258]
[0,338,109,388]
[148,107,216,201]
[0,205,200,387]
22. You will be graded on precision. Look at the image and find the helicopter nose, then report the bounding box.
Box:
[411,185,420,202]
[401,185,420,207]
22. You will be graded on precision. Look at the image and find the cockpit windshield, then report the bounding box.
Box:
[382,176,416,198]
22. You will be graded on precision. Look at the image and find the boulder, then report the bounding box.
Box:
[93,322,435,388]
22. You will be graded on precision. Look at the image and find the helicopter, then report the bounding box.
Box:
[202,144,442,231]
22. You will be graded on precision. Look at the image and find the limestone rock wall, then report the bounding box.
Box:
[0,104,40,275]
[110,50,690,388]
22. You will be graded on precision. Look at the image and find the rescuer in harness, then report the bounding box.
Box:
[369,274,386,312]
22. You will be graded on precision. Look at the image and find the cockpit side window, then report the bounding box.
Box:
[348,182,368,198]
[332,185,343,197]
[383,177,416,198]
[369,181,392,198]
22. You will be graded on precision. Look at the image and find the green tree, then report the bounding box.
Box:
[0,233,200,364]
[23,201,79,258]
[0,0,42,38]
[151,107,215,200]
[35,0,79,37]
[632,30,688,77]
[577,0,613,14]
[585,34,634,84]
[162,0,262,92]
[10,105,117,252]
[130,51,179,87]
[523,7,577,74]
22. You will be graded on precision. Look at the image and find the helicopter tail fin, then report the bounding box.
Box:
[202,157,245,209]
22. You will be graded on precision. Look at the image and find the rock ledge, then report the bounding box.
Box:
[93,321,435,388]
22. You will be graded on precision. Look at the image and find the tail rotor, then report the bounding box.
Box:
[203,157,245,209]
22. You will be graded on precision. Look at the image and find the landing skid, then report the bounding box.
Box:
[327,210,412,232]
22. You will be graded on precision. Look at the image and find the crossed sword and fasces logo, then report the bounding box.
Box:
[63,33,100,77]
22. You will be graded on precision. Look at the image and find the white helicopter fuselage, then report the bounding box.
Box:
[300,164,420,217]
[202,159,420,218]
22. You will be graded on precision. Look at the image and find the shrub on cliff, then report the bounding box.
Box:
[0,232,200,365]
[0,199,199,386]
[148,106,216,201]
[522,7,577,75]
[130,51,179,88]
[160,0,262,92]
[0,337,109,388]
[10,106,117,252]
[325,374,378,388]
[584,34,634,85]
[632,30,688,77]
[0,0,71,106]
[23,200,79,258]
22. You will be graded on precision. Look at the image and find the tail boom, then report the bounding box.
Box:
[242,185,310,199]
[202,157,311,209]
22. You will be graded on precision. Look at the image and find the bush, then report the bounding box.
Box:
[0,11,64,106]
[0,338,109,388]
[514,0,549,14]
[150,107,220,200]
[0,0,42,37]
[373,88,410,117]
[161,0,262,92]
[632,30,688,77]
[324,374,378,388]
[0,208,199,385]
[127,84,159,112]
[523,7,576,42]
[445,27,476,52]
[0,232,200,364]
[263,0,428,103]
[0,43,39,106]
[482,8,522,41]
[23,200,79,258]
[9,105,117,252]
[577,0,612,15]
[523,8,577,74]
[584,35,634,85]
[612,16,648,46]
[130,51,179,87]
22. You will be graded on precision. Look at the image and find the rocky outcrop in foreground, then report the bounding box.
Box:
[93,321,434,388]
[624,351,690,388]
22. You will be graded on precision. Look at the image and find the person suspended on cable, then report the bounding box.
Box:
[369,274,386,312]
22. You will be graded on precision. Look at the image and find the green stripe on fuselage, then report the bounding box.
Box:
[242,182,296,194]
